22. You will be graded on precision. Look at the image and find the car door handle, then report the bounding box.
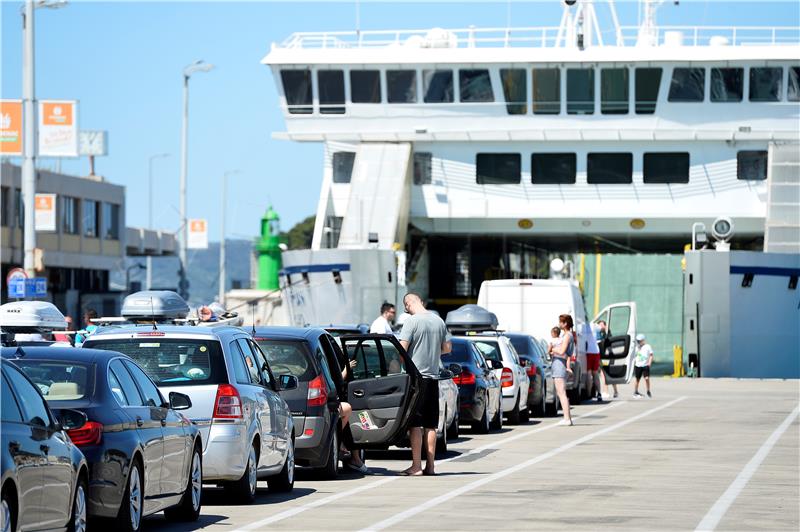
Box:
[136,417,144,428]
[40,444,49,454]
[353,390,365,398]
[160,419,167,427]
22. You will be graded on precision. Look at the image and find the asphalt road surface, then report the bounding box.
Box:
[146,378,799,531]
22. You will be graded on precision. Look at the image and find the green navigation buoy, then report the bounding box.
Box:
[256,206,282,290]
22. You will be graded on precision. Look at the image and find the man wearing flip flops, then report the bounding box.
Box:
[398,292,451,476]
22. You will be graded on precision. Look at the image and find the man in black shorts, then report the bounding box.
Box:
[398,292,451,476]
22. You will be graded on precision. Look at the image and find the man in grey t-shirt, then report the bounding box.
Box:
[398,292,451,476]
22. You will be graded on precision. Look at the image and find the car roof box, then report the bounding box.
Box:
[445,304,498,332]
[0,301,68,333]
[121,290,189,320]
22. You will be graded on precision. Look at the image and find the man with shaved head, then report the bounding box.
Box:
[398,292,451,476]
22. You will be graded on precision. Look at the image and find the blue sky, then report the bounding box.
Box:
[2,1,798,241]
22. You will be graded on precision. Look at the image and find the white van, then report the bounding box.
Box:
[477,279,638,398]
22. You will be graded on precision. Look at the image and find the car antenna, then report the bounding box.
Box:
[150,297,158,331]
[250,301,256,336]
[14,345,25,358]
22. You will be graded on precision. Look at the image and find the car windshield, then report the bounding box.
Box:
[508,336,530,356]
[85,338,226,386]
[442,341,472,363]
[254,339,314,381]
[11,360,93,401]
[472,340,502,363]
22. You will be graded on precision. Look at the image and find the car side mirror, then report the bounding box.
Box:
[447,363,463,377]
[279,374,298,391]
[488,359,504,370]
[58,409,88,431]
[169,392,192,411]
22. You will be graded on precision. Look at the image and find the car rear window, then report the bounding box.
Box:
[11,360,93,401]
[442,341,472,363]
[255,339,314,381]
[508,336,529,356]
[472,340,502,363]
[85,338,227,386]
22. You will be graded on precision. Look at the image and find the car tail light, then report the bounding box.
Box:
[213,384,243,419]
[453,370,476,386]
[501,367,514,388]
[307,375,328,407]
[526,364,537,377]
[67,421,103,446]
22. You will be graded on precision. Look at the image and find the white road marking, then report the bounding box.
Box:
[233,401,624,531]
[695,404,800,532]
[360,396,688,532]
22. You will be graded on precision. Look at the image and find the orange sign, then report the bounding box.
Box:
[0,100,23,156]
[34,193,57,232]
[190,219,207,233]
[188,218,208,249]
[35,195,54,211]
[41,101,74,126]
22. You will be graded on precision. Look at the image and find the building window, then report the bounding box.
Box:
[476,154,520,184]
[587,153,633,184]
[533,68,560,114]
[102,203,120,240]
[601,68,629,114]
[318,70,344,114]
[386,70,417,103]
[413,152,432,185]
[737,151,768,181]
[83,200,98,237]
[332,152,356,183]
[459,69,494,102]
[567,69,594,114]
[643,153,690,184]
[531,153,576,184]
[62,196,80,234]
[668,68,705,102]
[350,70,381,103]
[789,67,800,102]
[710,68,743,102]
[749,67,782,102]
[14,189,24,228]
[423,70,453,103]
[635,68,662,114]
[500,69,527,115]
[280,69,312,114]
[0,187,8,227]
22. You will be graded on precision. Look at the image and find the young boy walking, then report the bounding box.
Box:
[633,334,653,398]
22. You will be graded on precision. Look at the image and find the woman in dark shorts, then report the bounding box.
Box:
[549,314,575,426]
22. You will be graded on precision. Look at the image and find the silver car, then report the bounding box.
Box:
[84,325,296,503]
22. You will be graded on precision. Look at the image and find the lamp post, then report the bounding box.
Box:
[146,153,169,289]
[219,170,241,307]
[179,60,214,300]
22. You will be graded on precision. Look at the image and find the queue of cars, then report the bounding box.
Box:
[0,292,568,531]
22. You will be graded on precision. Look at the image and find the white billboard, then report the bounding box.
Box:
[34,193,57,232]
[38,100,78,157]
[187,218,208,249]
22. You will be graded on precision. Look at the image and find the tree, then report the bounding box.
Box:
[281,215,316,250]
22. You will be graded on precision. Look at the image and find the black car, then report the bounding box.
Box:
[440,337,503,434]
[252,327,343,478]
[2,347,202,532]
[505,333,555,416]
[1,358,89,532]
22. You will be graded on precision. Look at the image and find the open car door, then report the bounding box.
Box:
[339,334,422,448]
[593,302,637,385]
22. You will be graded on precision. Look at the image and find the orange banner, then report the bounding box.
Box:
[41,101,74,126]
[0,100,23,156]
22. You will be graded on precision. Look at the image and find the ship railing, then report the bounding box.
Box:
[277,25,799,50]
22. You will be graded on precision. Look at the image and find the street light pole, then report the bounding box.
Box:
[21,0,36,276]
[219,170,240,307]
[147,153,169,290]
[178,60,213,301]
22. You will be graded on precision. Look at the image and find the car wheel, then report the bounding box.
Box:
[2,485,17,532]
[435,428,448,456]
[118,459,143,532]
[226,443,258,504]
[472,395,490,434]
[489,397,503,431]
[165,443,202,521]
[520,397,531,423]
[506,394,521,425]
[446,404,459,440]
[67,475,88,532]
[545,393,558,417]
[268,438,295,493]
[319,430,339,480]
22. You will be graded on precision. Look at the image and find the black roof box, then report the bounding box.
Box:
[445,304,498,332]
[121,290,189,320]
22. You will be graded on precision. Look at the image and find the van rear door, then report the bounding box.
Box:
[593,302,637,385]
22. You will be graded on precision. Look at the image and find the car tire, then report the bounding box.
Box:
[545,394,558,417]
[165,443,202,522]
[2,484,18,532]
[506,394,521,425]
[118,458,144,532]
[472,395,491,434]
[489,398,503,431]
[268,438,295,493]
[226,443,258,504]
[520,397,531,422]
[319,430,339,480]
[435,429,448,456]
[446,404,459,440]
[67,474,88,532]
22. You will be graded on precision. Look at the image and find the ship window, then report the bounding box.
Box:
[423,70,454,103]
[710,68,743,102]
[789,67,800,102]
[350,70,381,103]
[533,68,560,114]
[387,70,417,103]
[749,67,782,102]
[476,154,520,184]
[531,153,576,184]
[332,152,356,183]
[587,153,633,184]
[280,70,312,114]
[318,70,345,114]
[668,68,705,102]
[635,68,662,114]
[413,153,432,185]
[459,69,494,102]
[737,151,768,181]
[500,69,527,115]
[567,68,594,114]
[601,68,629,114]
[643,153,690,184]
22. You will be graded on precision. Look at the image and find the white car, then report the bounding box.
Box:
[464,333,530,424]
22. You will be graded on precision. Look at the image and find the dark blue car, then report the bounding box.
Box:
[505,333,554,417]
